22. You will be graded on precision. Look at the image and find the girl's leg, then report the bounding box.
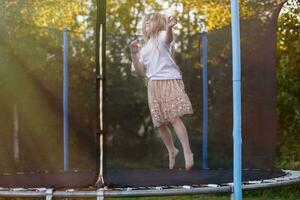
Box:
[157,124,179,169]
[169,116,194,170]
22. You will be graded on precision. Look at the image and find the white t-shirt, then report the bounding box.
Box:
[138,30,182,80]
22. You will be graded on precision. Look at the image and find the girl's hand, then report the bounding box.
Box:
[130,39,139,54]
[167,15,177,29]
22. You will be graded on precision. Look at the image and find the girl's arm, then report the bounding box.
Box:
[166,15,177,44]
[171,45,175,60]
[165,27,173,44]
[131,52,146,77]
[130,39,146,77]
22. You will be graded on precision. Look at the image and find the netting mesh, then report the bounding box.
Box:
[104,0,286,187]
[0,0,98,188]
[0,0,287,188]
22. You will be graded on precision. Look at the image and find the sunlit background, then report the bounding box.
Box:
[0,0,299,197]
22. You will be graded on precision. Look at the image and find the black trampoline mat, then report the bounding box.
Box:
[105,168,286,187]
[0,168,286,189]
[0,169,97,189]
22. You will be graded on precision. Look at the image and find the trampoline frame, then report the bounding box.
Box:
[0,170,299,199]
[1,0,296,200]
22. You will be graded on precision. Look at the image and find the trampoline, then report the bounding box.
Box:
[0,0,299,199]
[0,170,299,198]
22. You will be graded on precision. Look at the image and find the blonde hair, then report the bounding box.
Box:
[141,12,176,58]
[141,12,166,42]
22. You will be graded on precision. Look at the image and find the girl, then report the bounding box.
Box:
[130,12,194,171]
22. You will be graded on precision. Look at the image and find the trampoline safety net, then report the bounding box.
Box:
[0,0,287,189]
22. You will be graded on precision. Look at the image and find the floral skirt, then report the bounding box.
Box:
[147,79,193,128]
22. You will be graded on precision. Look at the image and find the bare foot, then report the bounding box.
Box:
[169,148,179,169]
[184,152,194,171]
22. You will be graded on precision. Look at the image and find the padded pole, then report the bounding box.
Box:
[202,25,208,170]
[230,0,242,199]
[63,27,69,171]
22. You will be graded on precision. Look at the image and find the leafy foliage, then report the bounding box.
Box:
[275,0,300,170]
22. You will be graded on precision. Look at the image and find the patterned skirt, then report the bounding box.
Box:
[147,79,193,128]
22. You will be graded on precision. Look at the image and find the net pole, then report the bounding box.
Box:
[202,24,208,170]
[230,0,242,199]
[63,27,69,171]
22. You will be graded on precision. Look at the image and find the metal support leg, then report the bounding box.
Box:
[46,188,53,200]
[96,188,104,200]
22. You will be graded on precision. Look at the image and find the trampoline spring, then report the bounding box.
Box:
[33,188,47,192]
[11,188,24,191]
[182,185,192,189]
[247,180,262,184]
[206,184,219,188]
[155,186,163,190]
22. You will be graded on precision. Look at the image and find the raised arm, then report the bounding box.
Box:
[165,27,173,45]
[165,15,177,44]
